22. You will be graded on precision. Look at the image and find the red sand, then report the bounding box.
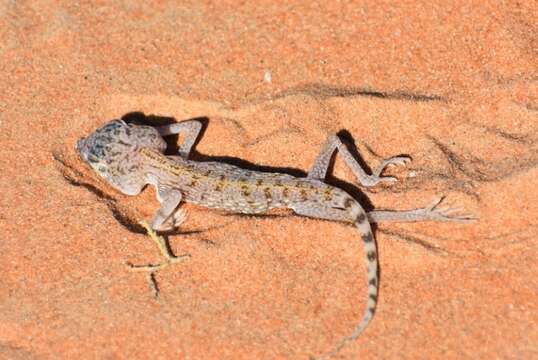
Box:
[1,2,537,359]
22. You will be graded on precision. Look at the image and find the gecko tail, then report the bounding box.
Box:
[316,211,379,360]
[352,212,379,336]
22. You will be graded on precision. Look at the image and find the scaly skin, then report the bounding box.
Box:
[77,118,474,359]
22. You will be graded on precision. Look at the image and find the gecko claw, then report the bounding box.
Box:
[386,156,412,167]
[422,196,477,223]
[379,176,398,183]
[426,196,445,210]
[373,156,411,177]
[368,156,411,186]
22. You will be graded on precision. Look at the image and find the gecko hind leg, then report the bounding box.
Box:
[307,134,410,186]
[367,197,477,223]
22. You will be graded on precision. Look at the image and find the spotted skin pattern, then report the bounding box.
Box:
[77,119,474,358]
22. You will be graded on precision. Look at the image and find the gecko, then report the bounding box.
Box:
[76,118,474,358]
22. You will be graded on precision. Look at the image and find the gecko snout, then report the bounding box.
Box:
[75,138,91,162]
[75,138,84,154]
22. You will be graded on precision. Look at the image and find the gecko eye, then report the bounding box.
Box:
[88,161,109,177]
[86,153,100,163]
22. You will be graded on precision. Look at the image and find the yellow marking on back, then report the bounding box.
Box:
[264,187,272,201]
[140,148,189,176]
[324,187,333,201]
[241,184,252,197]
[214,181,225,192]
[140,148,326,206]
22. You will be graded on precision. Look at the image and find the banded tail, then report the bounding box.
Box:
[316,210,379,359]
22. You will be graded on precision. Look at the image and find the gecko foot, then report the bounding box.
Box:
[364,156,412,186]
[127,220,190,297]
[419,196,477,223]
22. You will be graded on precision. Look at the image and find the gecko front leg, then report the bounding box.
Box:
[150,185,184,231]
[308,134,410,186]
[155,120,203,159]
[128,185,190,297]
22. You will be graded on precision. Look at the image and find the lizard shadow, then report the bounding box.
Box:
[122,112,377,214]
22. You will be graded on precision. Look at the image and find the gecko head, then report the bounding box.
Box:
[76,119,167,179]
[76,119,132,179]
